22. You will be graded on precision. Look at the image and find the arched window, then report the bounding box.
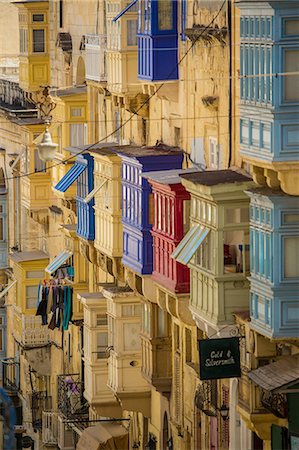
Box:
[162,412,169,450]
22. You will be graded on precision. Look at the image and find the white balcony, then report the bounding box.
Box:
[85,34,107,83]
[13,307,50,347]
[42,411,58,446]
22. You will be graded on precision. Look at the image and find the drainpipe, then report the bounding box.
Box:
[227,0,232,168]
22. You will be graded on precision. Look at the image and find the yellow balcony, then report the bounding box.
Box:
[21,172,51,212]
[106,0,139,94]
[13,306,50,347]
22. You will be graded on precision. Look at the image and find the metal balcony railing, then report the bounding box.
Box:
[13,307,50,347]
[0,78,34,109]
[1,357,20,392]
[85,34,107,82]
[57,373,88,417]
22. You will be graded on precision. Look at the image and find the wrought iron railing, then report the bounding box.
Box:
[1,357,20,392]
[261,389,287,419]
[57,373,88,417]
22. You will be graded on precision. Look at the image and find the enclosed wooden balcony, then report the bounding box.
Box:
[141,335,172,394]
[103,286,151,417]
[85,34,107,83]
[79,292,122,418]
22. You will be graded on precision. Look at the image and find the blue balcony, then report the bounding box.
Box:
[246,188,299,338]
[54,153,95,241]
[76,154,95,241]
[137,0,178,81]
[237,1,299,172]
[117,145,183,274]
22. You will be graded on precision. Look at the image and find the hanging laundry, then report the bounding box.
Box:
[62,286,73,331]
[36,284,49,325]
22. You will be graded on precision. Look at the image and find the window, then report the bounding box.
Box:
[96,331,108,359]
[174,127,181,146]
[71,108,83,117]
[19,29,28,54]
[158,0,173,30]
[196,232,214,271]
[34,149,46,172]
[0,218,3,241]
[127,19,137,46]
[26,271,45,279]
[26,285,38,309]
[69,123,87,146]
[185,328,192,363]
[284,49,299,101]
[122,304,141,317]
[32,14,44,22]
[32,29,45,53]
[284,18,299,36]
[225,208,249,224]
[174,323,180,352]
[157,308,168,337]
[223,230,250,274]
[142,302,151,335]
[284,236,299,279]
[96,314,108,326]
[209,138,219,169]
[183,200,190,234]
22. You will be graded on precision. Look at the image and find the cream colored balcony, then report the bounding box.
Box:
[42,411,58,447]
[106,0,139,94]
[79,292,122,418]
[85,34,107,83]
[13,306,50,347]
[103,286,151,417]
[140,335,172,395]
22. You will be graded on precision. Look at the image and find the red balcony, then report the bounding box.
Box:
[145,170,191,294]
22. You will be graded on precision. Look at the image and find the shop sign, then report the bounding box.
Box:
[198,337,241,380]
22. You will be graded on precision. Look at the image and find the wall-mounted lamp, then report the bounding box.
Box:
[219,403,229,420]
[37,121,58,162]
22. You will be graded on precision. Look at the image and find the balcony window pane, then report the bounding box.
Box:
[127,19,137,46]
[0,218,3,241]
[224,230,249,274]
[96,332,108,359]
[185,328,192,363]
[284,236,299,278]
[183,200,190,234]
[69,123,87,146]
[26,271,45,279]
[32,29,45,53]
[26,285,38,309]
[284,19,299,36]
[32,14,44,22]
[284,49,299,101]
[157,308,167,337]
[96,314,108,326]
[158,0,173,30]
[34,149,46,172]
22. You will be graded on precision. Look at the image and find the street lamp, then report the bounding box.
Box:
[219,403,229,420]
[37,121,58,162]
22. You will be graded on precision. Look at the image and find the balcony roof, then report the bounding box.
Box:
[180,169,252,186]
[65,143,118,157]
[115,143,183,158]
[10,250,49,262]
[248,354,299,393]
[52,86,87,97]
[143,168,201,185]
